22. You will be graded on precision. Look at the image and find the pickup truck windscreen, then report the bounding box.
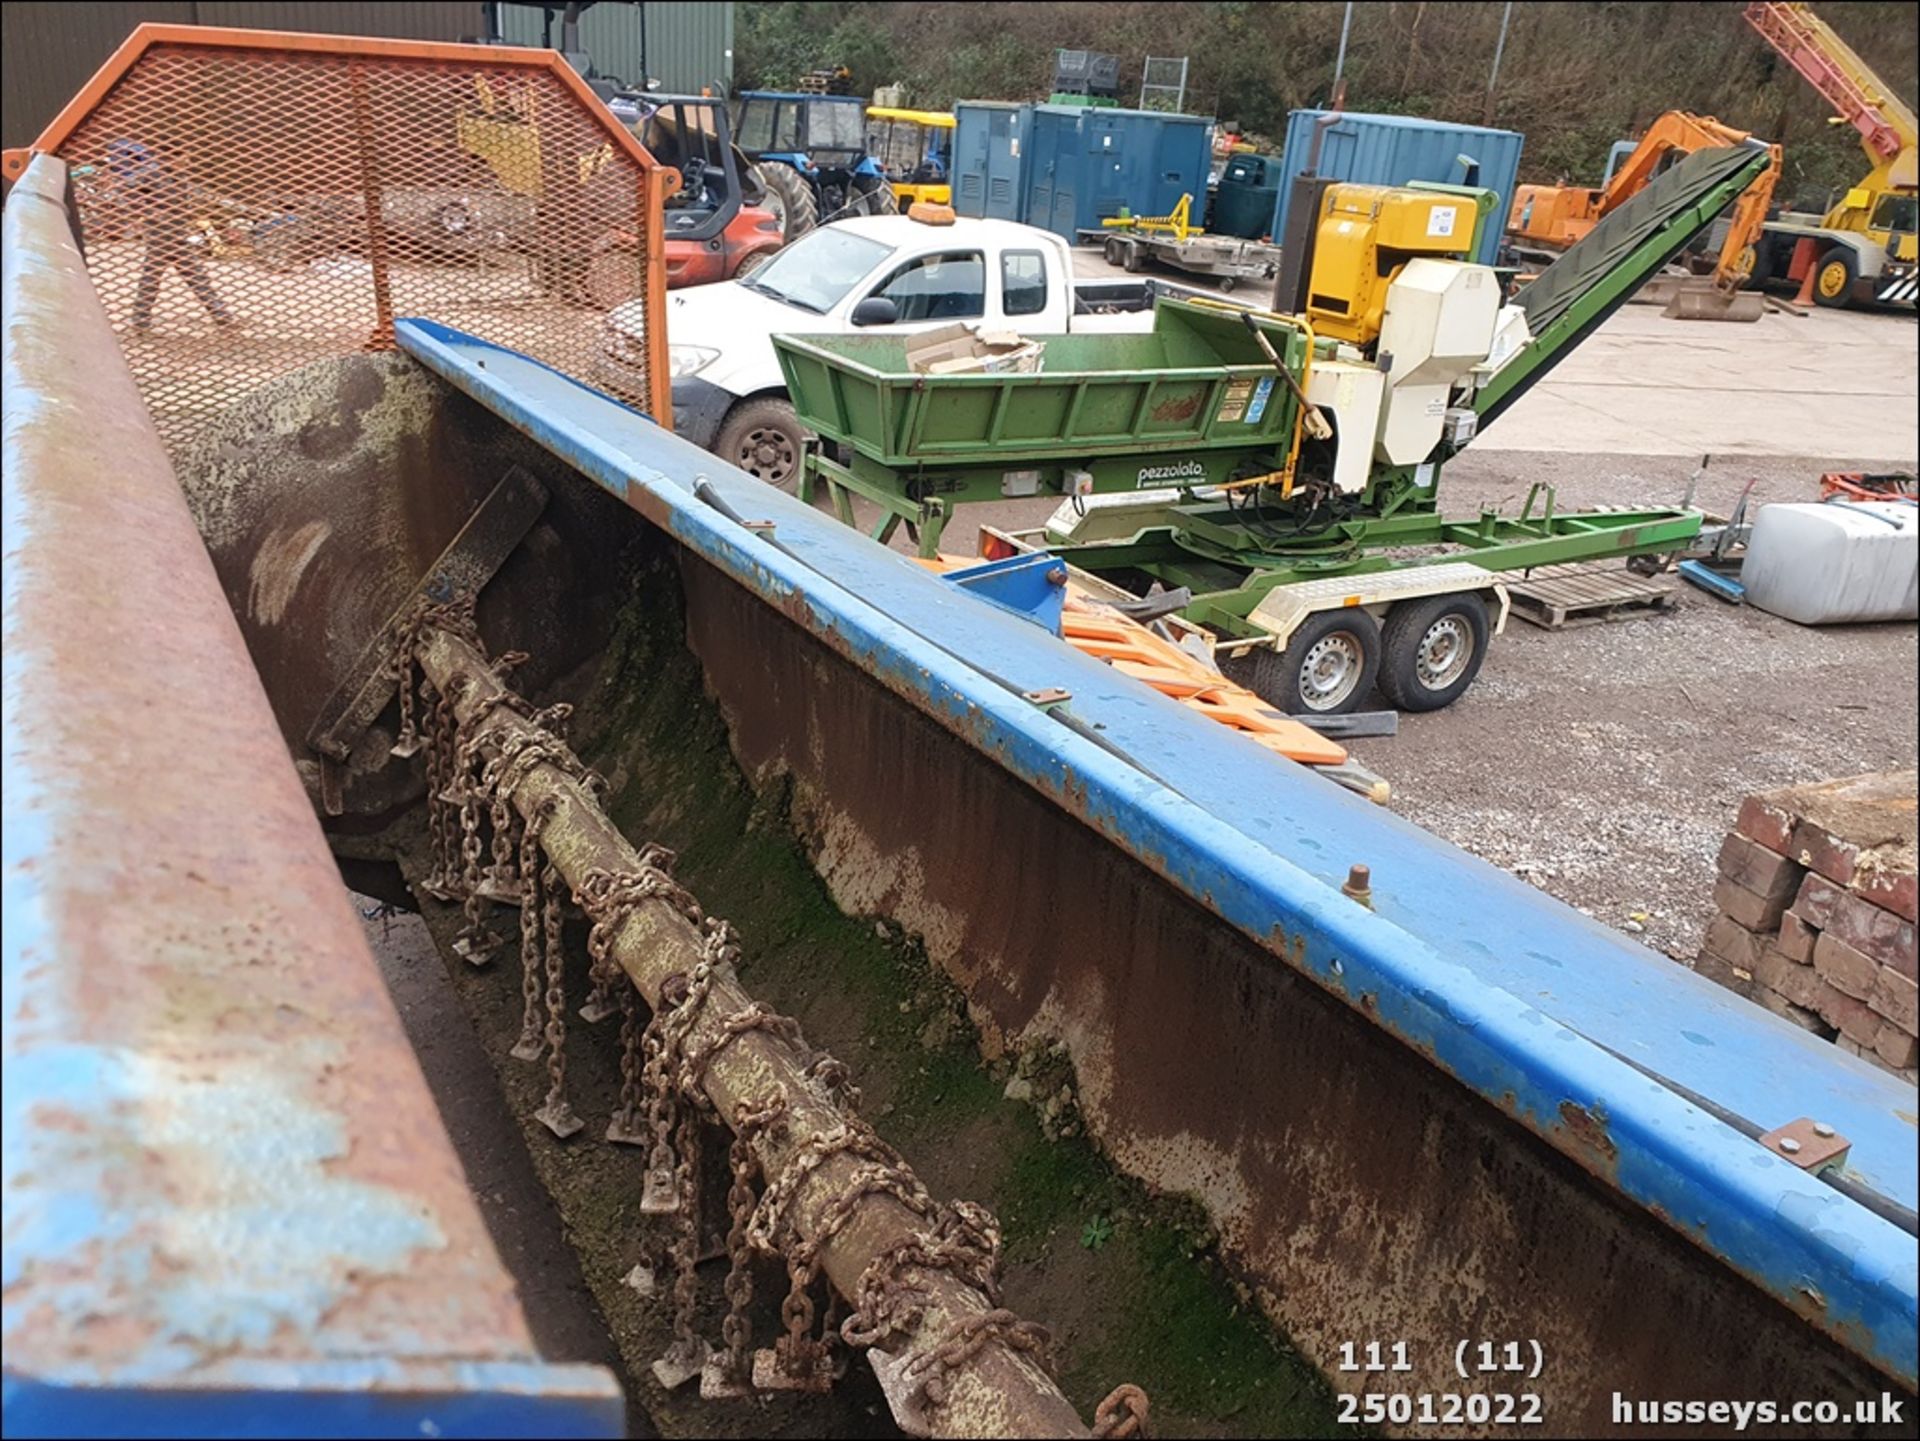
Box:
[742,227,892,314]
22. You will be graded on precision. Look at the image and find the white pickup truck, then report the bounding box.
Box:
[598,213,1193,487]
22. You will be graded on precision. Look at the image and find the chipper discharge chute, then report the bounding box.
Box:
[5,33,1916,1439]
[775,147,1778,717]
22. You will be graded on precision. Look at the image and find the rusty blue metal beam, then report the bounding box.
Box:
[1,156,622,1438]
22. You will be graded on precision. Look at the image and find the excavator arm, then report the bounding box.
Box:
[1598,113,1782,287]
[1509,110,1781,289]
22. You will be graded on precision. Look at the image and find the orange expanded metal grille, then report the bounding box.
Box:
[28,30,662,456]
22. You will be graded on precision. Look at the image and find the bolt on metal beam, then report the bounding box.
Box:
[413,624,1092,1440]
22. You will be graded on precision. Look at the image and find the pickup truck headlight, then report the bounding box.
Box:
[669,344,719,379]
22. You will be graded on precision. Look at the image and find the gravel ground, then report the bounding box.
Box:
[1351,450,1919,963]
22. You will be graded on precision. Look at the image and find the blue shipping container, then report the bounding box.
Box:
[1021,105,1213,244]
[1271,110,1524,266]
[952,101,1030,221]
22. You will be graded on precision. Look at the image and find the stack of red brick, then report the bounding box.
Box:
[1696,770,1917,1084]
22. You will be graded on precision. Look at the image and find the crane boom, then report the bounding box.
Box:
[1743,2,1916,166]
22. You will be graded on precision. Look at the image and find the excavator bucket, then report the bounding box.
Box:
[1662,282,1768,320]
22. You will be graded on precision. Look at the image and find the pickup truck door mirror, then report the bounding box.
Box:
[851,296,900,326]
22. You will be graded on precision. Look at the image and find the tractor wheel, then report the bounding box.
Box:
[1250,609,1382,716]
[751,163,817,245]
[1376,593,1490,712]
[854,174,898,217]
[715,396,809,490]
[1812,246,1857,309]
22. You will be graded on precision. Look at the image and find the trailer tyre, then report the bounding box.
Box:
[1812,246,1856,309]
[716,397,809,491]
[1377,593,1490,712]
[751,163,817,244]
[1251,609,1382,716]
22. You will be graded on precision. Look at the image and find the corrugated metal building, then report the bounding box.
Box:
[2,2,733,150]
[495,3,733,96]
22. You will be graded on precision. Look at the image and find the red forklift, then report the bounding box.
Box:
[609,92,785,288]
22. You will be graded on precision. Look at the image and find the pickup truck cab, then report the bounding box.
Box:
[599,213,1178,486]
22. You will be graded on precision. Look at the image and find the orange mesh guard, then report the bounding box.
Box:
[3,24,675,452]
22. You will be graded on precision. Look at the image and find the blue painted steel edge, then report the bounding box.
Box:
[393,318,1919,1388]
[2,159,623,1440]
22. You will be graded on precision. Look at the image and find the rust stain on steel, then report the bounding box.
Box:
[1,157,548,1383]
[415,627,1089,1441]
[1148,391,1203,424]
[1556,1101,1620,1176]
[672,550,1905,1432]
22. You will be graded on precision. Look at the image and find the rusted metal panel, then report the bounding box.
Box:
[677,556,1911,1432]
[0,155,620,1436]
[388,319,1917,1414]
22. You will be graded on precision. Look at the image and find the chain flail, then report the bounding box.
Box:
[531,836,583,1139]
[422,680,461,897]
[509,801,550,1062]
[451,707,500,964]
[699,1092,789,1399]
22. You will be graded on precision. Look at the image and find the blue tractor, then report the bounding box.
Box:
[732,90,896,243]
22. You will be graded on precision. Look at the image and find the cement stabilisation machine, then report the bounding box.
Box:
[777,145,1776,714]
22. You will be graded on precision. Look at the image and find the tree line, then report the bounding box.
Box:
[737,1,1918,212]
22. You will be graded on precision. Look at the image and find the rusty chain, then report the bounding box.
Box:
[1092,1383,1152,1439]
[702,1092,790,1397]
[509,800,551,1062]
[658,1100,708,1385]
[841,1198,1005,1351]
[422,679,461,895]
[532,838,583,1139]
[901,1308,1053,1411]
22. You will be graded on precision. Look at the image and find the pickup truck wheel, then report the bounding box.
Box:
[751,163,817,244]
[716,397,808,491]
[1812,246,1856,309]
[1250,609,1381,716]
[1377,593,1489,712]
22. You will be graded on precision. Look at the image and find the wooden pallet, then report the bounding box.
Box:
[1507,562,1682,630]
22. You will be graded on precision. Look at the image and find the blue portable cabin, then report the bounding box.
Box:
[952,100,1031,221]
[1272,110,1524,266]
[1022,104,1214,244]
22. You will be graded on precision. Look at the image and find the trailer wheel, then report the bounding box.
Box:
[1218,275,1237,293]
[1103,235,1124,267]
[1121,241,1145,274]
[1251,609,1381,716]
[1377,593,1490,712]
[1812,246,1856,309]
[715,397,809,491]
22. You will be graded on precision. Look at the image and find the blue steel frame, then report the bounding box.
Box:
[2,158,622,1440]
[397,317,1918,1389]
